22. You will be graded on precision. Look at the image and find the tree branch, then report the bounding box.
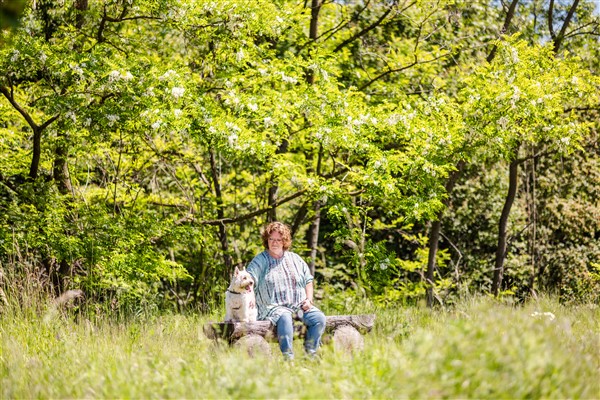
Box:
[0,86,39,130]
[333,2,398,53]
[553,0,580,53]
[191,189,308,226]
[358,52,450,91]
[548,0,556,41]
[487,0,519,63]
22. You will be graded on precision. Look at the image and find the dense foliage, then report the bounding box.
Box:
[1,0,599,312]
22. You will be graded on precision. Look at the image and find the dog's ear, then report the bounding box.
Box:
[234,266,240,276]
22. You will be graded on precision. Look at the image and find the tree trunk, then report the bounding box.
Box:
[306,0,322,84]
[425,160,465,307]
[30,127,42,179]
[492,158,519,296]
[307,201,321,275]
[305,0,322,272]
[267,139,289,222]
[426,220,441,306]
[53,135,72,195]
[209,149,232,271]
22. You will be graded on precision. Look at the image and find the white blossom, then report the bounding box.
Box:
[511,86,521,104]
[174,109,182,118]
[171,87,185,99]
[152,121,161,130]
[159,70,178,81]
[106,114,120,127]
[71,65,84,77]
[497,116,509,130]
[236,49,244,62]
[10,50,19,62]
[247,103,258,112]
[228,133,238,146]
[386,114,400,126]
[65,111,76,123]
[281,72,297,84]
[264,117,274,127]
[108,70,121,82]
[225,121,241,132]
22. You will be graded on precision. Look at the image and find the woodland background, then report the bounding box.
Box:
[1,0,599,315]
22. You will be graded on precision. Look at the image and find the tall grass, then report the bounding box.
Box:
[1,295,598,399]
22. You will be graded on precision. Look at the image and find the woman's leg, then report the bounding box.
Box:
[276,311,294,360]
[302,309,326,356]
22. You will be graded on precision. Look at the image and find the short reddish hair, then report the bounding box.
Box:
[261,221,292,250]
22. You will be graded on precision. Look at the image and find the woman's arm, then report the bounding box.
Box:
[301,281,314,311]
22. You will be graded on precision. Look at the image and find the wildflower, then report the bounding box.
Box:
[530,311,556,321]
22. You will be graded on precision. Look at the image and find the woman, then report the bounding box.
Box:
[246,221,326,360]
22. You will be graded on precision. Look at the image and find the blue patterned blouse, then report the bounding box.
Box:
[246,250,316,324]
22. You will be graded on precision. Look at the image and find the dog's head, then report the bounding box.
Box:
[229,266,254,293]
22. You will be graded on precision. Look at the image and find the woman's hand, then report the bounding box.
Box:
[301,298,313,311]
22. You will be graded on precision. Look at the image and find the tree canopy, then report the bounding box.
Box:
[1,0,599,311]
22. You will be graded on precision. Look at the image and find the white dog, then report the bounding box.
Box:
[225,266,258,323]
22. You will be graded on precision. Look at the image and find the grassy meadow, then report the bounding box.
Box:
[1,296,598,399]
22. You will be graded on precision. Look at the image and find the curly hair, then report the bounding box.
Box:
[261,221,292,250]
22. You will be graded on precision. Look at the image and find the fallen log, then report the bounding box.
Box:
[203,314,375,343]
[203,314,375,355]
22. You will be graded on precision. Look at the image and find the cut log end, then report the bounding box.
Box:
[332,325,364,354]
[233,334,272,358]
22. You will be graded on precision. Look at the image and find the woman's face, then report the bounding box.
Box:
[268,231,284,254]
